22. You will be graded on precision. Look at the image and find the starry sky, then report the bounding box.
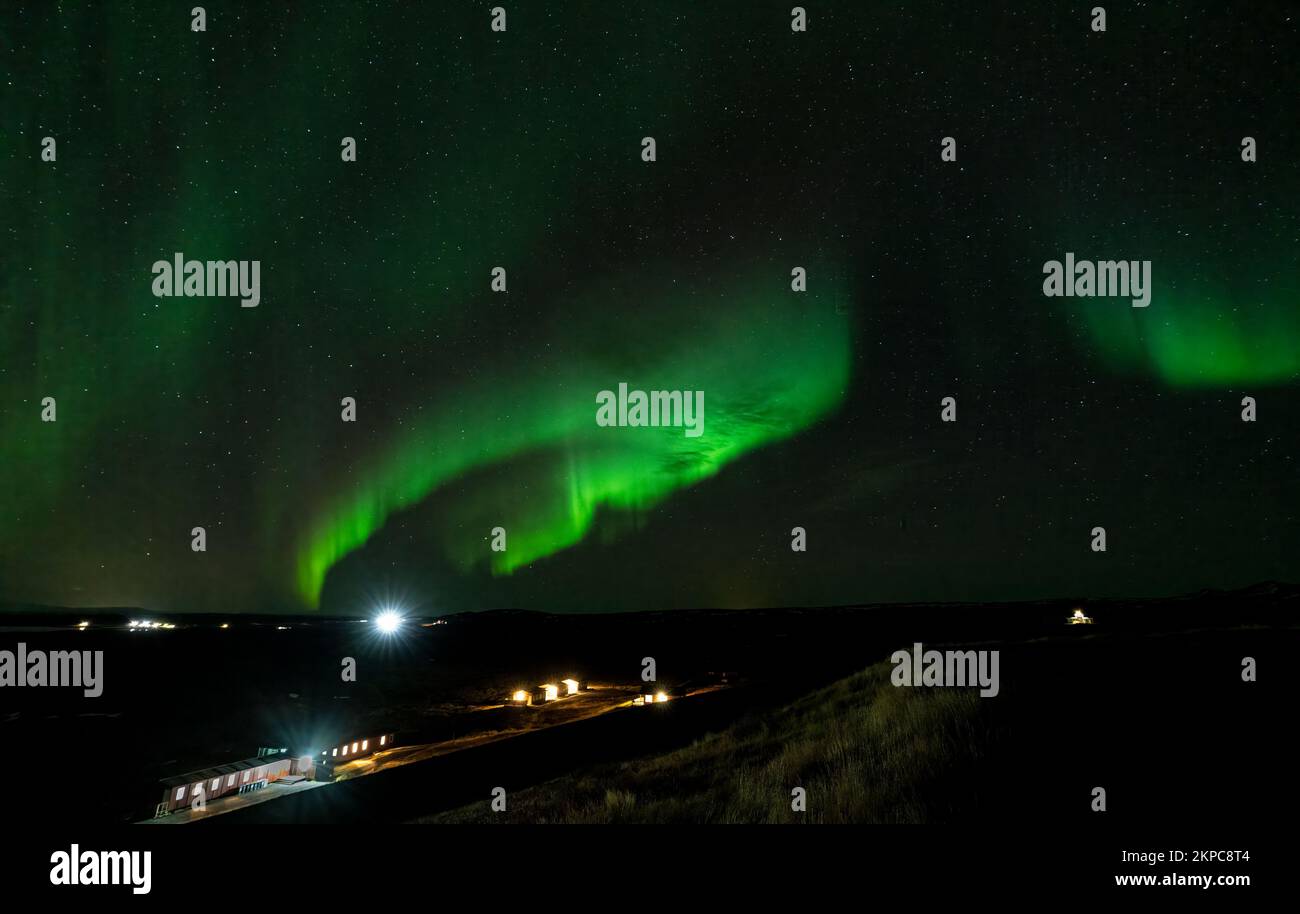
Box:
[2,2,1297,615]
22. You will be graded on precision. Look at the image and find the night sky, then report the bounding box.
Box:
[2,2,1297,615]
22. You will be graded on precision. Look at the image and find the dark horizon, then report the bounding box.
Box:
[4,577,1296,623]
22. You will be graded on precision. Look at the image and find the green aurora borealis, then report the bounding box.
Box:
[295,270,853,605]
[1069,271,1300,387]
[2,2,1297,614]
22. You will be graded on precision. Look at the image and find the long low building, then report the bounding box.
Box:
[155,751,310,818]
[314,732,396,774]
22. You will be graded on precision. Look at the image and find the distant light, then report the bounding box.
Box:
[219,623,229,630]
[512,690,528,703]
[562,678,579,695]
[76,621,90,630]
[542,683,558,701]
[375,610,403,634]
[655,692,668,703]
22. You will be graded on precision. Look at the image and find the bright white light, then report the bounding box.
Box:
[375,610,403,634]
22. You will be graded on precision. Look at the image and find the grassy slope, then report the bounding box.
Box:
[416,661,994,824]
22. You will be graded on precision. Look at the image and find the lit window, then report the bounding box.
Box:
[175,787,185,801]
[242,771,250,782]
[351,742,358,753]
[331,748,337,757]
[380,736,386,746]
[227,775,236,787]
[341,745,348,756]
[211,779,220,791]
[193,782,204,795]
[362,740,368,751]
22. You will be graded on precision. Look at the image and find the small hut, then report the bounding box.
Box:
[638,683,671,705]
[528,684,559,705]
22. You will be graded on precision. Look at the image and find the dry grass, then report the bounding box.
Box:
[416,661,993,824]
